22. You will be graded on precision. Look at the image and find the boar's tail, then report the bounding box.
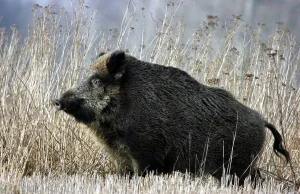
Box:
[265,122,290,162]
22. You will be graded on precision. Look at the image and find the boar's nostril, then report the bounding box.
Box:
[52,99,62,110]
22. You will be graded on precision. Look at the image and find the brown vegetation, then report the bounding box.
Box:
[0,1,299,193]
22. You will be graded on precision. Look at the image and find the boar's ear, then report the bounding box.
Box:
[97,52,106,58]
[107,50,126,75]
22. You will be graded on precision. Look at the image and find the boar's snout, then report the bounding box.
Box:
[51,93,83,113]
[52,91,96,124]
[52,99,63,111]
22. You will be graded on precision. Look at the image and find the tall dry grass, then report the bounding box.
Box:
[0,1,299,193]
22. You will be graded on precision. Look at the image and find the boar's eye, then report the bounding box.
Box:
[91,78,102,88]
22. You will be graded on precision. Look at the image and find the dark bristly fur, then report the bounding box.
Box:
[53,50,290,185]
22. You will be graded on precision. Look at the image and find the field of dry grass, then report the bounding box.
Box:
[0,1,299,193]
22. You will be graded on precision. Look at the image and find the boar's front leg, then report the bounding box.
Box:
[131,150,167,176]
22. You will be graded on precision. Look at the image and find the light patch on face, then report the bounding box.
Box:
[95,95,111,111]
[91,53,111,76]
[106,85,120,96]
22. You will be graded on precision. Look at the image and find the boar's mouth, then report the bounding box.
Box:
[52,98,96,124]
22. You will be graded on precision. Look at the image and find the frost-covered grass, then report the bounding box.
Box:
[1,172,298,194]
[0,1,299,193]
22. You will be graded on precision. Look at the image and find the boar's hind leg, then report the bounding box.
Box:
[249,168,263,187]
[235,168,262,186]
[210,163,262,186]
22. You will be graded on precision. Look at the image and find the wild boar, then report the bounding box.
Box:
[53,50,290,185]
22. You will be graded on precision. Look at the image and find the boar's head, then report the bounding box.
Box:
[52,50,126,124]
